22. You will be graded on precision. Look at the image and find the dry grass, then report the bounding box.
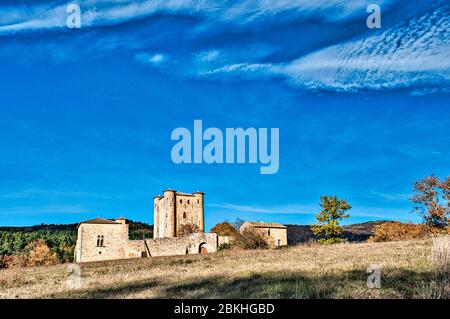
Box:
[0,237,448,299]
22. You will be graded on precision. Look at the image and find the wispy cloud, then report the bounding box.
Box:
[209,202,417,221]
[370,190,410,202]
[0,1,448,94]
[0,189,108,200]
[193,6,450,92]
[0,205,89,215]
[209,202,318,215]
[135,52,167,65]
[0,0,390,34]
[277,7,450,92]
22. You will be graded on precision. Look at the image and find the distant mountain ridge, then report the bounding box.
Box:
[286,221,388,244]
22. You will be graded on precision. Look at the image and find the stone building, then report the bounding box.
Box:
[74,218,147,263]
[240,221,288,248]
[153,190,204,238]
[74,190,217,263]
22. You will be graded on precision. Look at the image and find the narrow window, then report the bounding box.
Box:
[97,235,104,247]
[180,199,182,203]
[183,212,187,219]
[268,229,271,236]
[187,200,190,204]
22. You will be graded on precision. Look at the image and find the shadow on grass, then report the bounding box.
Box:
[45,278,160,299]
[45,268,448,299]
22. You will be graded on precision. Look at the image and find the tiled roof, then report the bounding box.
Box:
[79,218,119,225]
[244,221,287,229]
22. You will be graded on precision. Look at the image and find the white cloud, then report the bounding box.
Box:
[209,202,419,221]
[191,7,450,92]
[135,52,167,65]
[0,0,392,34]
[276,7,450,91]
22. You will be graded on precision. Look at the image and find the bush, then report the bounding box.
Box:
[368,222,449,242]
[0,240,59,269]
[211,222,239,237]
[432,236,450,276]
[218,243,232,250]
[26,240,59,267]
[0,254,28,269]
[317,238,347,245]
[234,228,268,249]
[177,223,200,237]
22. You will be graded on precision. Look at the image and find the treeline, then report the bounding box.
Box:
[0,229,77,262]
[0,221,153,264]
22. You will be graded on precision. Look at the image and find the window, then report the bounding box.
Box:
[268,229,271,236]
[183,212,187,219]
[180,199,182,203]
[187,200,190,204]
[97,235,104,247]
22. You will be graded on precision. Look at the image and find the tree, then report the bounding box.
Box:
[211,222,239,237]
[232,218,245,232]
[312,195,351,244]
[412,175,450,228]
[177,223,200,237]
[26,239,59,267]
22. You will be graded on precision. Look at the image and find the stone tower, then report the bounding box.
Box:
[153,190,204,238]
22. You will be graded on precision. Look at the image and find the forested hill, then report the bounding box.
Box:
[0,220,153,235]
[0,223,78,232]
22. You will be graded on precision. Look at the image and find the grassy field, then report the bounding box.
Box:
[0,237,448,299]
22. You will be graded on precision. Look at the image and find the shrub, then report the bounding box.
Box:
[177,223,200,237]
[432,236,450,276]
[211,222,239,237]
[234,228,268,249]
[26,240,59,267]
[218,243,232,251]
[368,222,449,242]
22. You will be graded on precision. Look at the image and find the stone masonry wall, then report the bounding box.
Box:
[75,223,129,263]
[146,233,217,257]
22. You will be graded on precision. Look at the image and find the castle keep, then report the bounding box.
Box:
[153,190,204,238]
[75,190,217,263]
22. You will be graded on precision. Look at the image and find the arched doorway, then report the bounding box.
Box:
[199,243,208,254]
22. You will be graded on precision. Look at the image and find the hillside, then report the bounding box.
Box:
[286,221,386,244]
[0,237,447,299]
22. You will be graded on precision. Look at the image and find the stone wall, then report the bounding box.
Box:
[146,233,217,257]
[75,223,130,263]
[265,228,288,248]
[218,236,230,246]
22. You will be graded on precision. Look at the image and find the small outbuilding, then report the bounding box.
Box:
[240,221,288,248]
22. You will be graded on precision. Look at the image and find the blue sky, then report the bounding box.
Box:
[0,0,449,229]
